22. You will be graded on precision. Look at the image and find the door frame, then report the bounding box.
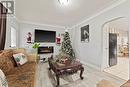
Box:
[101,17,129,71]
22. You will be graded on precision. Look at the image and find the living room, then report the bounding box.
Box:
[0,0,130,87]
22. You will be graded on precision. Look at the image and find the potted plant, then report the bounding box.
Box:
[32,43,40,53]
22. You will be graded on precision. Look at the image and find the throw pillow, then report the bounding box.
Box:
[13,53,28,66]
[0,69,8,87]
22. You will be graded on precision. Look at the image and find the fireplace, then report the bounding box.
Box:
[38,46,54,54]
[38,46,54,62]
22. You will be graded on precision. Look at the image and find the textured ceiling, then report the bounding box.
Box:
[15,0,120,27]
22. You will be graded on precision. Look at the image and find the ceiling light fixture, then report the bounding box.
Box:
[58,0,69,5]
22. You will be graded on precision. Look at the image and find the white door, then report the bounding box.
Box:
[102,23,110,70]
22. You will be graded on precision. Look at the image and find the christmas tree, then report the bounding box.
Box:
[61,31,75,59]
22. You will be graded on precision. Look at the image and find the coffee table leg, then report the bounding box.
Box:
[56,74,60,87]
[49,67,51,70]
[80,67,84,80]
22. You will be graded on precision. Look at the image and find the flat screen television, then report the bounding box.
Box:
[35,29,56,43]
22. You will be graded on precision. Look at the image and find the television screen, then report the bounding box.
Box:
[35,29,56,43]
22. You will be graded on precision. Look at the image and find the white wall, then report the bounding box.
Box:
[72,0,130,70]
[19,22,67,55]
[5,16,19,49]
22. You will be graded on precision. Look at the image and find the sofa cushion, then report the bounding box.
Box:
[0,49,13,58]
[18,62,36,73]
[0,57,14,75]
[13,48,27,55]
[7,72,35,87]
[6,62,36,87]
[97,80,118,87]
[27,54,37,62]
[8,62,36,76]
[0,50,15,75]
[0,49,17,67]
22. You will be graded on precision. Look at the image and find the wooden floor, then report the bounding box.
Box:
[36,62,126,87]
[104,57,129,80]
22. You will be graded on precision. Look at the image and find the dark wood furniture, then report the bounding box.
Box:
[48,58,84,87]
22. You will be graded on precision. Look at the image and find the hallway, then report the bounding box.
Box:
[104,57,129,80]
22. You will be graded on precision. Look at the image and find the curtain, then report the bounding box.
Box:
[0,3,7,51]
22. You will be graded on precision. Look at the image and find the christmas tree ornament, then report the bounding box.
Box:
[56,34,61,44]
[27,32,32,43]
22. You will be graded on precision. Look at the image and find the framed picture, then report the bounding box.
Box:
[81,25,89,42]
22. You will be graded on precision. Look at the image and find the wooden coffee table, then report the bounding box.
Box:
[48,58,84,87]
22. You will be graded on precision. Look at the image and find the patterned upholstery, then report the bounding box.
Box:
[8,62,36,75]
[0,49,36,87]
[0,49,13,58]
[7,62,36,87]
[7,73,35,87]
[0,69,8,87]
[0,50,14,75]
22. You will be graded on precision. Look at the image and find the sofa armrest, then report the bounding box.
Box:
[97,80,118,87]
[27,54,37,62]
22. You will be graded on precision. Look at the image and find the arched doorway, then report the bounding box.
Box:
[102,17,129,80]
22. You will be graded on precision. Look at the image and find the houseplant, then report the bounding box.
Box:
[32,43,40,53]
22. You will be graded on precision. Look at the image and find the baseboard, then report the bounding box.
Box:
[80,60,101,71]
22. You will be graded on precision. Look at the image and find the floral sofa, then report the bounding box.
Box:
[0,48,37,87]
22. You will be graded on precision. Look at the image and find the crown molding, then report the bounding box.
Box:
[71,0,127,29]
[11,16,66,29]
[18,20,66,29]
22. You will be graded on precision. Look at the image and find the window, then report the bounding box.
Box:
[11,27,16,47]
